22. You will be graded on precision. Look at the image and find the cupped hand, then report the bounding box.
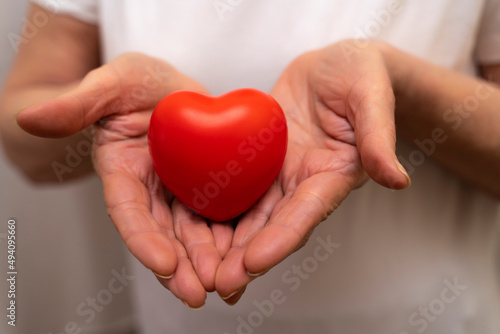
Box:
[215,40,411,304]
[16,53,232,308]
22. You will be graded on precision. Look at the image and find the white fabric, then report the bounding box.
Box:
[31,0,500,333]
[32,0,98,24]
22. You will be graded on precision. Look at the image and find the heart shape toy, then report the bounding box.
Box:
[148,88,288,221]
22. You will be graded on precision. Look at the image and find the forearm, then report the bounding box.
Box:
[0,82,94,182]
[382,43,500,196]
[0,4,99,183]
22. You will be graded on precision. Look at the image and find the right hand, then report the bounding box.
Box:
[17,53,233,308]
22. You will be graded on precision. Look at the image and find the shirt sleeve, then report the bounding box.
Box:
[475,0,500,65]
[31,0,99,25]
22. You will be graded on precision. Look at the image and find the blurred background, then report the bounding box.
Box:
[0,1,136,333]
[2,2,500,334]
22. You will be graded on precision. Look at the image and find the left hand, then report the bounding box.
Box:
[214,40,411,304]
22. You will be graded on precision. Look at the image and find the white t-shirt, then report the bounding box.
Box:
[33,0,500,333]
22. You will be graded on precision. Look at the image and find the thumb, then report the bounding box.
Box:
[17,53,207,138]
[349,73,411,190]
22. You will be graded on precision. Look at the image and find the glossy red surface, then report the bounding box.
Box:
[148,88,288,221]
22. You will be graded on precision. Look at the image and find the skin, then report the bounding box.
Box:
[216,42,500,303]
[0,4,99,181]
[1,4,500,308]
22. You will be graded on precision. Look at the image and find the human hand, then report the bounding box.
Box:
[16,53,230,308]
[215,40,411,304]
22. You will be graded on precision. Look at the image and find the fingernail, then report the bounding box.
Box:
[153,271,174,280]
[224,299,239,306]
[395,160,411,188]
[247,270,266,277]
[183,301,204,310]
[221,288,242,300]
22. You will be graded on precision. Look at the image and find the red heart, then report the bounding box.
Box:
[148,88,288,221]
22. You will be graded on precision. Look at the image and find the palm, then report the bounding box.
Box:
[282,102,363,196]
[215,43,409,303]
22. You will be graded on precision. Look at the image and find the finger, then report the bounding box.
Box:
[103,171,178,278]
[17,53,208,138]
[221,286,247,306]
[209,220,234,259]
[215,245,250,303]
[213,182,282,302]
[245,171,357,273]
[231,181,283,247]
[172,199,222,292]
[346,67,410,189]
[151,189,210,303]
[155,249,207,309]
[217,170,360,298]
[104,172,206,307]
